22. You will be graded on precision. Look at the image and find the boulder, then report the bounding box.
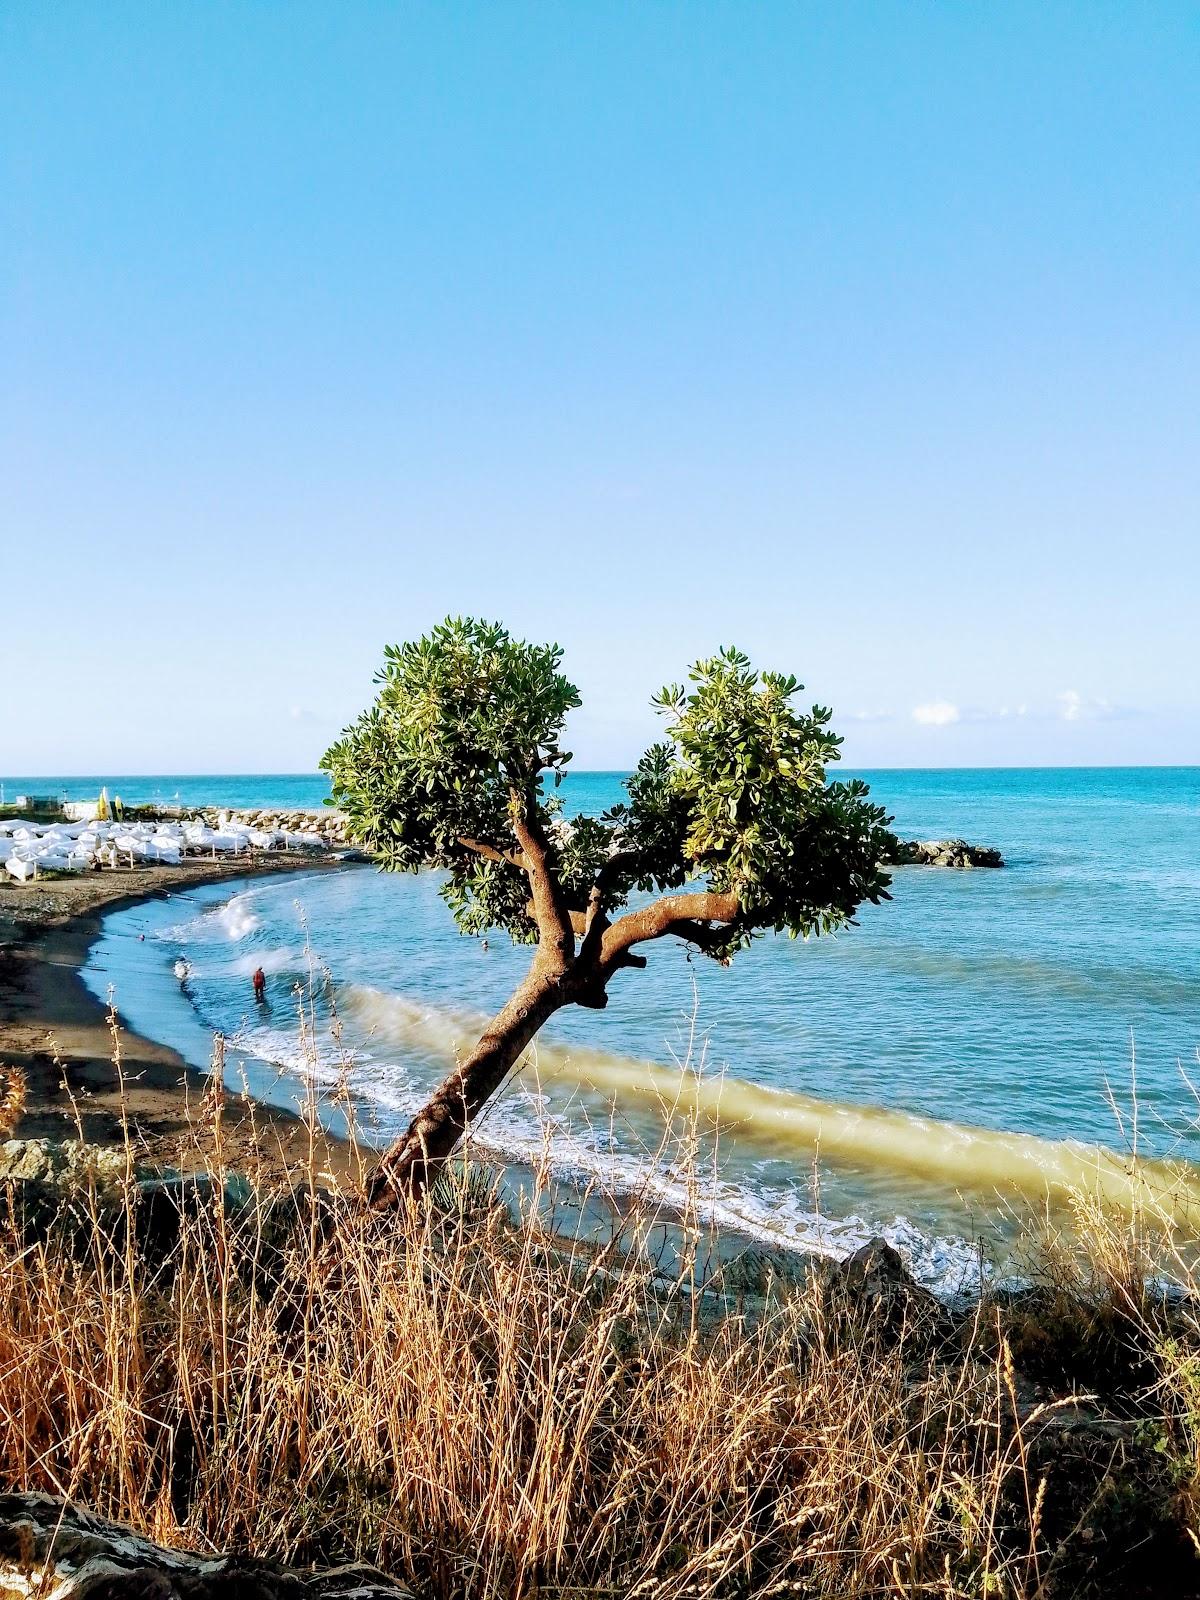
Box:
[0,1137,128,1189]
[0,1491,412,1598]
[0,1139,253,1264]
[816,1238,952,1346]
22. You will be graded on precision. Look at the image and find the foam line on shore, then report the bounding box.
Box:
[339,983,1200,1217]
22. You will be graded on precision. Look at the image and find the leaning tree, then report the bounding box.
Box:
[322,617,895,1207]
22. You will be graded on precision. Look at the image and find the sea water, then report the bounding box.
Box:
[2,774,332,812]
[79,768,1200,1293]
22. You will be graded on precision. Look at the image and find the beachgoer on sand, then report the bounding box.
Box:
[253,966,266,1003]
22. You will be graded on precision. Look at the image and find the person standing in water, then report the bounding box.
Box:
[252,966,266,1003]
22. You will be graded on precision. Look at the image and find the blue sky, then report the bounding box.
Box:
[3,3,1197,772]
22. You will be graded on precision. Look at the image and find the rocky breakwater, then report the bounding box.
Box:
[195,806,351,848]
[891,837,1004,869]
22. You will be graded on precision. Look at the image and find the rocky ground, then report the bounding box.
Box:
[188,806,353,848]
[889,836,1005,868]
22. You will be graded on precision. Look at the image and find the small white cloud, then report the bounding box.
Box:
[289,705,321,726]
[912,701,960,727]
[1057,690,1130,723]
[1058,689,1083,722]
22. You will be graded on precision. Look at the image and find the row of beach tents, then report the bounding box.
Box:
[1,815,325,882]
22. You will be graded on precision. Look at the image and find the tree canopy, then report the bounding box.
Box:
[322,617,894,971]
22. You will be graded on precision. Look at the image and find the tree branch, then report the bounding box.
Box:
[598,891,740,967]
[508,786,576,965]
[668,919,737,953]
[577,847,643,963]
[456,836,526,869]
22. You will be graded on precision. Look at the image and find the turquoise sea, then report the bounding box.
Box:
[71,768,1200,1292]
[2,774,331,813]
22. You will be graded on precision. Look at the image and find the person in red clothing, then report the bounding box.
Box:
[252,966,266,1004]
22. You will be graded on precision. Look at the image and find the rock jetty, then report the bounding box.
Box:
[891,838,1004,869]
[195,806,350,847]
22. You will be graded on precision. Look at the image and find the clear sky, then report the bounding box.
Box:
[3,3,1197,773]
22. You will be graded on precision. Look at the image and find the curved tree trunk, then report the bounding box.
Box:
[364,967,566,1209]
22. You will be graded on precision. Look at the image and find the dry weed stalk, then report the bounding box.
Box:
[0,1064,26,1137]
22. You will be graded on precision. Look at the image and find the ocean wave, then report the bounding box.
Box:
[205,986,979,1294]
[165,892,263,946]
[336,982,1200,1219]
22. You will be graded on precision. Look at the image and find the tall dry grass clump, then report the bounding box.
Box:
[3,1022,1200,1596]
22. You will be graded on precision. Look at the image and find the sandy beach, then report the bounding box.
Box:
[0,854,362,1182]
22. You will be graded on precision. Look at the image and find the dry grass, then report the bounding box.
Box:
[0,1062,25,1137]
[2,1031,1200,1598]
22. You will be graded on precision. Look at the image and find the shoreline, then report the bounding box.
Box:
[0,855,365,1183]
[0,854,784,1288]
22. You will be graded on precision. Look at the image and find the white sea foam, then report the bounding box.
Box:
[229,948,307,978]
[225,1019,366,1085]
[166,891,263,946]
[216,894,260,940]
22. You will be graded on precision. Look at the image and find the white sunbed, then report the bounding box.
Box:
[35,851,90,874]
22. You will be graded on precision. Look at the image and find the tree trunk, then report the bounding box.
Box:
[364,967,565,1209]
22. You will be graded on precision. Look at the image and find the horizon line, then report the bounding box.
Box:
[6,763,1200,780]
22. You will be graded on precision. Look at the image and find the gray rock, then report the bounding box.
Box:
[0,1137,128,1190]
[817,1238,952,1345]
[0,1491,412,1597]
[0,1139,254,1265]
